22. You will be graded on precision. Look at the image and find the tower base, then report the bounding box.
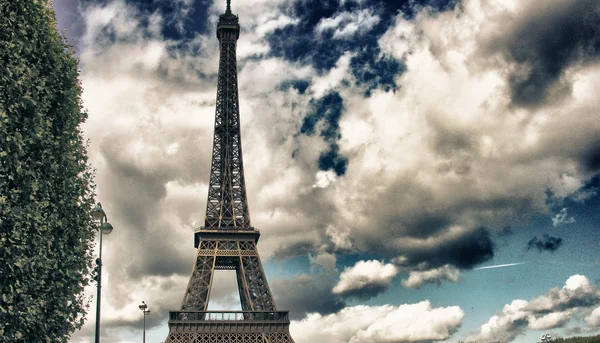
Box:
[164,311,295,343]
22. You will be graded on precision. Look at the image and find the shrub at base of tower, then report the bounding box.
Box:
[0,0,97,341]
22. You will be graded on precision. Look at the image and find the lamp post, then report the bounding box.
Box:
[138,301,151,343]
[92,202,114,343]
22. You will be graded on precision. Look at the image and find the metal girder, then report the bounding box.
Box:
[204,29,250,230]
[180,240,276,312]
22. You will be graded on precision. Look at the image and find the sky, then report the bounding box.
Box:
[48,0,600,342]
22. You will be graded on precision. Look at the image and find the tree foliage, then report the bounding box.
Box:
[552,334,600,343]
[0,0,97,341]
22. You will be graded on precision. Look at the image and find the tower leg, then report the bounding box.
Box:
[166,239,294,343]
[238,255,276,311]
[236,240,276,311]
[181,241,216,311]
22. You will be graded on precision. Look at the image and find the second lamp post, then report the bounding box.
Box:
[139,301,151,343]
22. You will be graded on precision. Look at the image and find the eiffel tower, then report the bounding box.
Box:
[164,1,295,342]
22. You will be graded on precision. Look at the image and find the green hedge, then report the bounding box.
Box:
[0,0,97,341]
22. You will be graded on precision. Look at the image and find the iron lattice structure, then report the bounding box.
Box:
[165,1,295,342]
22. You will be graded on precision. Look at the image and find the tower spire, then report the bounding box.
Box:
[226,0,231,13]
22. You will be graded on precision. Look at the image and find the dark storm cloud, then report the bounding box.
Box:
[124,244,192,279]
[526,234,563,254]
[410,213,453,239]
[485,0,600,108]
[433,227,495,269]
[333,279,391,301]
[335,284,388,301]
[97,128,212,281]
[396,227,495,270]
[272,274,346,320]
[352,173,499,269]
[580,137,600,173]
[271,241,316,261]
[428,119,476,157]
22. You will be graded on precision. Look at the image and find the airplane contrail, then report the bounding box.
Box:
[474,262,526,270]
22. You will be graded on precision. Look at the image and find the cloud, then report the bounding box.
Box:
[272,274,346,320]
[467,275,600,342]
[299,94,345,136]
[528,310,575,330]
[585,306,600,327]
[299,90,348,176]
[76,0,600,280]
[313,170,338,189]
[479,0,600,107]
[526,275,600,313]
[290,301,464,343]
[526,234,564,253]
[466,299,530,343]
[265,0,402,92]
[326,225,353,251]
[272,253,345,319]
[315,8,380,40]
[309,252,337,271]
[255,14,299,37]
[552,208,576,227]
[332,260,398,300]
[402,264,460,289]
[390,227,495,270]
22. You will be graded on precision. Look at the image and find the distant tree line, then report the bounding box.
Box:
[551,334,600,343]
[457,335,600,343]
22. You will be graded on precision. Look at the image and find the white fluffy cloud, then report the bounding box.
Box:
[468,275,600,342]
[315,8,380,39]
[291,301,464,343]
[332,260,398,299]
[585,306,600,327]
[402,265,460,289]
[528,310,575,330]
[552,207,576,227]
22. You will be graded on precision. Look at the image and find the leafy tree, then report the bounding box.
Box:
[0,0,97,341]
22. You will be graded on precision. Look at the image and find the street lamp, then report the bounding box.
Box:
[92,202,114,343]
[138,301,151,343]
